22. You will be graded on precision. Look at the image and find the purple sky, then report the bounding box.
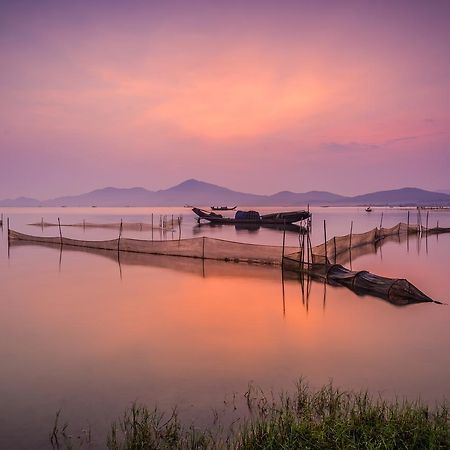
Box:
[1,0,449,199]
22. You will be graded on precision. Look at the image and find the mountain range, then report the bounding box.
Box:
[1,179,450,207]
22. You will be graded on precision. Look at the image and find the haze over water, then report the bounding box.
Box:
[1,207,449,449]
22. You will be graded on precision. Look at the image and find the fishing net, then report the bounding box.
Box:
[8,230,298,265]
[7,220,449,305]
[29,218,181,231]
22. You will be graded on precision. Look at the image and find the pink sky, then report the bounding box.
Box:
[1,0,449,198]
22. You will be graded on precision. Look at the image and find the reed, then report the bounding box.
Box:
[50,381,449,449]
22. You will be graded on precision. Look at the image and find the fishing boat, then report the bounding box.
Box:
[211,205,237,211]
[193,208,311,225]
[365,206,372,212]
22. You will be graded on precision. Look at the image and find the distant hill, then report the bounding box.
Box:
[1,180,450,207]
[346,187,450,206]
[0,196,41,207]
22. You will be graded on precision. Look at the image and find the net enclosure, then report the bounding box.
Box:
[8,230,298,265]
[29,217,182,231]
[7,221,449,305]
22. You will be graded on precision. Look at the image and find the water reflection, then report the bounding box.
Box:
[0,208,449,449]
[8,235,441,309]
[192,221,306,234]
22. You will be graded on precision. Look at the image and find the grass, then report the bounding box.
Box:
[50,381,449,450]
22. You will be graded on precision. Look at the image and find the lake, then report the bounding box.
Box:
[0,206,449,449]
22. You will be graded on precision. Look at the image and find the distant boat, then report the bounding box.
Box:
[193,208,311,225]
[365,206,372,212]
[211,205,237,211]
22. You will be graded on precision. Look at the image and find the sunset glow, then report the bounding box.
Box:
[1,0,449,197]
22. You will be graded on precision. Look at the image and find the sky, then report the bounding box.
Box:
[1,0,449,199]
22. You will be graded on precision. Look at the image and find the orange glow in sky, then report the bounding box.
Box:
[0,1,449,197]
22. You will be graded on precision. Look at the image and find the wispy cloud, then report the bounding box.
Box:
[322,132,446,153]
[321,141,379,152]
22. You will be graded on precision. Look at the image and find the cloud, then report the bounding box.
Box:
[321,141,379,152]
[322,132,446,153]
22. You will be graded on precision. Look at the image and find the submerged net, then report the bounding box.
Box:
[282,222,450,305]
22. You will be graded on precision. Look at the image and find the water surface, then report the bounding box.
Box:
[0,207,449,449]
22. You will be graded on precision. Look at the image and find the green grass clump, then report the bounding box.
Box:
[51,381,449,450]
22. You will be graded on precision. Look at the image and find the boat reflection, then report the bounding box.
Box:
[192,222,306,234]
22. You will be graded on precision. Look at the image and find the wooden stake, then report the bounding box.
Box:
[282,224,286,259]
[349,221,353,248]
[380,212,384,229]
[7,217,10,258]
[323,220,328,265]
[118,219,123,252]
[333,236,337,263]
[407,210,410,232]
[426,211,429,233]
[57,218,63,245]
[308,231,313,266]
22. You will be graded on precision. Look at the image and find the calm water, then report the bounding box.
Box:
[0,207,449,449]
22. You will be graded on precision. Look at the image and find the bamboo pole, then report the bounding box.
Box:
[407,210,410,232]
[151,213,154,241]
[426,211,429,233]
[57,218,63,245]
[323,220,328,265]
[333,236,337,263]
[380,212,384,229]
[118,219,123,252]
[282,223,286,260]
[7,217,10,258]
[302,231,306,267]
[349,221,353,248]
[308,231,313,266]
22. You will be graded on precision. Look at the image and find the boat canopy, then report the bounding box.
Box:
[235,210,260,221]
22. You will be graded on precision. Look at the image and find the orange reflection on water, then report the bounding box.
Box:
[1,234,450,449]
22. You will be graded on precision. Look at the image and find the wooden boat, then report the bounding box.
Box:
[193,208,311,225]
[211,205,237,211]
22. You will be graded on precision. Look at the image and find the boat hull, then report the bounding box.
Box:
[192,208,310,225]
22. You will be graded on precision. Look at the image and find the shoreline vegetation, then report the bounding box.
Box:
[50,381,449,450]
